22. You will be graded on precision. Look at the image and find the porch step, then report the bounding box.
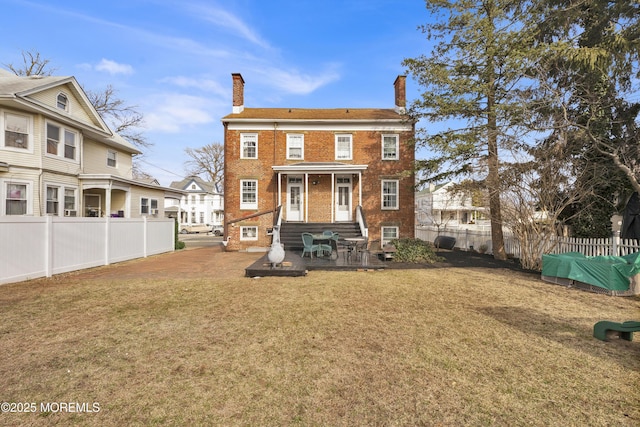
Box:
[279,222,362,252]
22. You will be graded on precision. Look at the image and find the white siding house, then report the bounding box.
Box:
[0,69,183,218]
[166,176,224,229]
[415,182,488,228]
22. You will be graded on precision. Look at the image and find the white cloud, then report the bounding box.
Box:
[189,4,270,49]
[95,59,134,75]
[160,76,227,98]
[255,66,341,95]
[144,94,215,133]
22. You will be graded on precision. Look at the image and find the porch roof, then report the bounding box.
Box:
[272,162,368,174]
[79,174,185,199]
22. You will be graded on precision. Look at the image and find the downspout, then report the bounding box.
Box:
[273,122,278,212]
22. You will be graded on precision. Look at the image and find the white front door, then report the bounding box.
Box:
[287,178,303,221]
[335,177,351,221]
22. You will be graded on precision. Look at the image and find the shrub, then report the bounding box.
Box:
[174,218,185,250]
[391,238,444,263]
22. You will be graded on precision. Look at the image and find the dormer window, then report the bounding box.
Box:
[56,93,68,111]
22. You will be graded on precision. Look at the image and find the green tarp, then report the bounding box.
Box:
[542,252,640,291]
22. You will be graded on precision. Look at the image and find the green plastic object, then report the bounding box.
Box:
[593,320,640,341]
[542,252,640,292]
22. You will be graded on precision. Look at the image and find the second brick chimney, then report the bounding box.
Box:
[394,75,406,114]
[232,73,245,114]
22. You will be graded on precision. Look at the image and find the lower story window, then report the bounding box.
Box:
[240,226,258,241]
[382,180,399,209]
[141,197,158,215]
[46,186,59,215]
[381,226,398,246]
[240,180,258,210]
[5,182,28,215]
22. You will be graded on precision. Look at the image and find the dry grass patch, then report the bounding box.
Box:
[0,254,638,426]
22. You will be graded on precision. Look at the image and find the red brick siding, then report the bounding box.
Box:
[224,127,415,250]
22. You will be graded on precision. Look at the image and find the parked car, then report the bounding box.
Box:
[179,224,211,234]
[212,226,224,236]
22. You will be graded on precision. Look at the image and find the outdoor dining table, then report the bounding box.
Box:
[342,237,366,260]
[310,234,334,258]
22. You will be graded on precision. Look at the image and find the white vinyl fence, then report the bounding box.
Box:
[416,225,640,260]
[1,216,175,285]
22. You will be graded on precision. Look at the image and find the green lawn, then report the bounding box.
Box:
[0,254,638,426]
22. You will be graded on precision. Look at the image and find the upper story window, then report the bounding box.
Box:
[240,179,258,210]
[46,122,77,160]
[56,93,69,111]
[3,112,30,151]
[107,150,117,168]
[335,134,352,160]
[382,180,399,210]
[382,134,399,160]
[241,133,258,159]
[286,134,304,160]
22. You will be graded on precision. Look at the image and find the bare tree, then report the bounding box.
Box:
[4,50,151,178]
[3,50,56,76]
[184,143,224,192]
[500,139,600,270]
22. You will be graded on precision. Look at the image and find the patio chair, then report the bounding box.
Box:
[357,238,383,262]
[301,233,319,258]
[355,237,369,261]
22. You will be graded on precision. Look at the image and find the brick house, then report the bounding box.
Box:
[222,73,415,251]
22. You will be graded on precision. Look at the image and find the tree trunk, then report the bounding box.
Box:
[486,40,507,261]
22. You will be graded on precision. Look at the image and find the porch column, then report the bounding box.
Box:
[277,172,282,207]
[106,181,112,217]
[331,172,335,223]
[358,171,362,207]
[304,173,309,222]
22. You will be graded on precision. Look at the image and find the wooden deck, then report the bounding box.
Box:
[245,248,388,277]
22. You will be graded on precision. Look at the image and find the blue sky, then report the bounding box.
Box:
[1,0,432,186]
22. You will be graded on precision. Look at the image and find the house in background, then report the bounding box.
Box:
[415,182,488,229]
[166,175,224,231]
[222,73,415,251]
[0,69,182,218]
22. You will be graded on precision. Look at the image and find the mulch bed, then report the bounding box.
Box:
[387,249,540,278]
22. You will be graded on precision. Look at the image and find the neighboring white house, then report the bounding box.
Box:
[166,176,224,229]
[415,182,488,228]
[0,69,183,218]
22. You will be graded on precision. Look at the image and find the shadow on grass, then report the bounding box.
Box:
[477,305,640,368]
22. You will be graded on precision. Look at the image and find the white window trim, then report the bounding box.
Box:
[240,179,258,210]
[140,197,159,215]
[286,133,304,160]
[45,120,79,162]
[56,92,69,112]
[107,150,117,168]
[240,226,259,241]
[1,110,33,153]
[1,178,33,216]
[240,133,258,159]
[45,184,78,217]
[335,134,352,160]
[381,179,399,210]
[45,184,61,216]
[381,226,399,247]
[382,134,399,160]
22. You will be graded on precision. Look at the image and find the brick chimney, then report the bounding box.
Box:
[394,75,406,114]
[232,73,245,114]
